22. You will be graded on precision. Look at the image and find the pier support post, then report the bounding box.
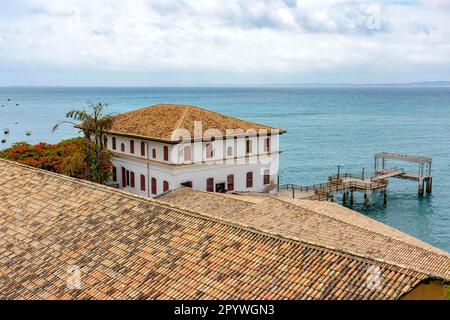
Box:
[330,194,334,202]
[426,177,432,194]
[418,179,424,196]
[418,163,425,196]
[342,192,347,206]
[364,192,370,208]
[350,191,354,207]
[292,186,295,199]
[383,190,387,205]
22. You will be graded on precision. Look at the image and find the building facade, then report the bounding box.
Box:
[105,104,285,197]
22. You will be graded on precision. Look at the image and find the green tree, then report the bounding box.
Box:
[53,101,113,183]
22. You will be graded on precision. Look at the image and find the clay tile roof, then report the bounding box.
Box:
[0,159,446,300]
[156,186,255,220]
[108,104,285,142]
[159,188,450,280]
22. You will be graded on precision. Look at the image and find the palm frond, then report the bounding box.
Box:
[52,120,78,133]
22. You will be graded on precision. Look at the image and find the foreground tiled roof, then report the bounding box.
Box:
[159,188,450,280]
[0,159,446,300]
[156,186,256,220]
[108,104,284,142]
[287,199,449,256]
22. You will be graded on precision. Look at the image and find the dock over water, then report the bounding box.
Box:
[374,151,432,195]
[277,151,433,207]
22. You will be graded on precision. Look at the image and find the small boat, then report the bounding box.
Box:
[26,131,32,136]
[16,103,19,106]
[3,128,9,134]
[14,121,18,124]
[1,139,6,143]
[7,98,10,101]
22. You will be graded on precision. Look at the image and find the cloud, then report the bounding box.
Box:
[0,0,449,84]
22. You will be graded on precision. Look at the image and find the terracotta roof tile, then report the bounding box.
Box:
[159,187,450,279]
[108,104,284,142]
[0,159,445,300]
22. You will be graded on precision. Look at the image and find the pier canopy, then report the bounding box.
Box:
[374,151,432,195]
[374,152,432,164]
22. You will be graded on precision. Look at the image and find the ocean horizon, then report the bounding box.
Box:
[1,86,449,252]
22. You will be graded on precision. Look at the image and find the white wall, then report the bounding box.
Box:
[104,134,175,163]
[173,135,279,164]
[111,152,279,197]
[107,133,281,197]
[112,157,175,197]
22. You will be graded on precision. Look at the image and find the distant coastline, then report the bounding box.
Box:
[1,81,450,88]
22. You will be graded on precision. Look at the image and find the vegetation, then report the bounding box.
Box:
[0,137,111,181]
[1,102,113,184]
[52,101,113,183]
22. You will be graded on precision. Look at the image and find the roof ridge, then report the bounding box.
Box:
[270,196,450,260]
[156,194,440,280]
[108,103,286,142]
[250,198,449,278]
[162,186,257,204]
[175,105,191,131]
[0,158,446,280]
[292,199,448,255]
[177,103,279,130]
[0,158,162,205]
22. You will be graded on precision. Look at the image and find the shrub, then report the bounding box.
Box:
[0,137,112,183]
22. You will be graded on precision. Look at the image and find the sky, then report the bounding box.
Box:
[0,0,449,86]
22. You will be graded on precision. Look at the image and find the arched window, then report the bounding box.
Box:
[112,137,116,150]
[183,145,191,162]
[163,180,169,192]
[227,174,234,191]
[121,167,126,188]
[246,172,253,188]
[112,166,117,182]
[227,146,233,157]
[130,140,134,154]
[152,148,156,159]
[206,178,214,192]
[264,137,271,152]
[103,136,108,148]
[151,177,157,195]
[246,138,252,154]
[206,143,214,159]
[141,142,146,157]
[130,171,135,188]
[121,143,125,152]
[264,169,270,185]
[163,146,169,161]
[140,174,146,191]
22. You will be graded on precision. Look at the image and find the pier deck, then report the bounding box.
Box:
[278,151,432,206]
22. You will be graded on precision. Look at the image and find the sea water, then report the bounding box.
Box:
[0,86,449,251]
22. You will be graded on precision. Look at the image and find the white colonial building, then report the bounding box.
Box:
[104,104,285,197]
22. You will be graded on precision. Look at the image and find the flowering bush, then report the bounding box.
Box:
[0,137,111,182]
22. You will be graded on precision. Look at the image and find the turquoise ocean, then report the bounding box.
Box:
[0,86,449,252]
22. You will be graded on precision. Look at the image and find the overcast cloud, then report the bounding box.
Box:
[0,0,449,85]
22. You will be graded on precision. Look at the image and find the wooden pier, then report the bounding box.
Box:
[278,151,432,207]
[374,152,432,196]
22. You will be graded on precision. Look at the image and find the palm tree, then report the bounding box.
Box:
[53,101,113,183]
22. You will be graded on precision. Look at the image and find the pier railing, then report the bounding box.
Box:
[278,178,388,199]
[371,168,404,181]
[278,182,330,193]
[328,173,364,181]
